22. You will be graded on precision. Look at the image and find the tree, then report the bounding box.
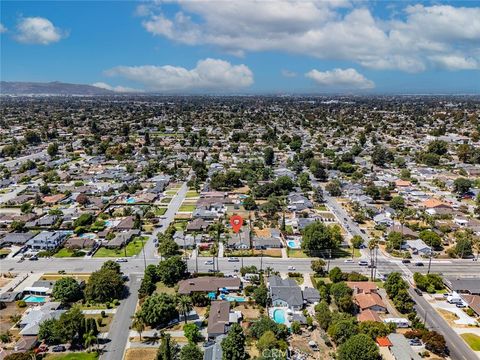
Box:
[157,333,179,360]
[52,277,83,304]
[315,301,332,330]
[327,318,358,345]
[454,233,473,258]
[359,321,395,340]
[310,160,327,181]
[329,267,344,283]
[330,282,354,313]
[263,147,274,166]
[132,314,146,341]
[351,235,363,249]
[183,323,202,343]
[390,196,405,211]
[325,180,342,196]
[158,256,188,286]
[257,330,278,352]
[371,145,394,167]
[4,354,33,360]
[291,320,301,334]
[311,259,326,274]
[386,231,403,251]
[301,222,343,255]
[177,295,193,324]
[427,140,448,156]
[252,283,269,307]
[221,323,248,360]
[24,130,41,144]
[83,329,97,350]
[180,342,203,360]
[242,196,257,210]
[85,268,124,303]
[422,331,447,355]
[158,235,180,258]
[38,318,63,344]
[47,142,59,157]
[384,272,408,298]
[337,334,381,360]
[139,293,178,327]
[59,306,85,344]
[419,230,442,248]
[453,177,472,194]
[250,316,288,340]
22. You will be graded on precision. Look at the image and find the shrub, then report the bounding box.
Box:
[16,300,26,308]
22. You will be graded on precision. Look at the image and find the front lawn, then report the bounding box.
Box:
[173,221,188,230]
[178,204,196,212]
[461,333,480,351]
[165,189,179,196]
[186,190,200,198]
[155,207,167,216]
[287,249,310,258]
[93,237,148,257]
[160,197,172,204]
[54,248,87,258]
[45,353,99,360]
[155,281,176,295]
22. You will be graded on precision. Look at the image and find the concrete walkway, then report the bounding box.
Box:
[82,309,116,315]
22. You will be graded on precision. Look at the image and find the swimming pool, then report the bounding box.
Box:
[126,197,136,204]
[24,295,47,303]
[273,309,286,324]
[287,240,301,249]
[104,220,120,228]
[219,294,246,302]
[80,233,96,239]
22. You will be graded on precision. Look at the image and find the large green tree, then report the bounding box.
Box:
[52,277,83,304]
[158,256,188,286]
[337,334,381,360]
[221,323,248,360]
[179,342,203,360]
[301,222,343,255]
[139,293,178,327]
[85,268,124,303]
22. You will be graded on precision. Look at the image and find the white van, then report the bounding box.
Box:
[447,293,463,304]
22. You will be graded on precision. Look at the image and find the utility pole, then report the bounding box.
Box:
[141,237,147,272]
[427,250,433,274]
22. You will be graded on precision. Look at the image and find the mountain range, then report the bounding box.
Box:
[0,81,115,95]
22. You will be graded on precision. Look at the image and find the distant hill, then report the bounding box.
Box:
[0,81,115,95]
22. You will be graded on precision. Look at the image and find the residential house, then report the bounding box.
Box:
[18,302,64,336]
[178,277,241,295]
[207,301,242,339]
[268,275,304,311]
[227,226,250,250]
[106,229,140,248]
[387,333,422,360]
[27,231,67,251]
[405,239,432,255]
[354,293,387,313]
[443,277,480,295]
[303,287,321,304]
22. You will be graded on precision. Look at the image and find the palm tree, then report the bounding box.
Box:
[368,238,379,281]
[83,329,96,351]
[176,295,193,324]
[132,314,146,341]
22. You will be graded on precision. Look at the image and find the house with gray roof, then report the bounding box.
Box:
[268,275,304,311]
[18,302,64,336]
[387,333,421,360]
[27,231,67,251]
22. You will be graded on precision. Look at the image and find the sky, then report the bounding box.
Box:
[1,0,479,94]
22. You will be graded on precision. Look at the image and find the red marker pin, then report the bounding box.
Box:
[230,215,243,233]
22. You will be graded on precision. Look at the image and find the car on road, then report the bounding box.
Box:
[204,260,214,265]
[358,260,368,266]
[409,339,422,346]
[360,229,366,234]
[415,262,424,266]
[344,259,354,263]
[203,341,215,348]
[115,258,128,263]
[414,288,423,296]
[29,255,38,261]
[288,266,296,271]
[367,264,376,268]
[228,257,239,262]
[52,345,66,352]
[401,259,411,264]
[456,302,466,308]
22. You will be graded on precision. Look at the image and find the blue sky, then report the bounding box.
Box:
[1,1,479,94]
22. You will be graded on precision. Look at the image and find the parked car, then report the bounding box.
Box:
[344,259,354,263]
[228,257,239,262]
[401,259,411,264]
[115,258,128,263]
[52,345,66,352]
[409,339,422,346]
[414,288,423,296]
[358,260,368,266]
[29,255,38,261]
[415,262,424,266]
[204,260,214,265]
[456,303,466,308]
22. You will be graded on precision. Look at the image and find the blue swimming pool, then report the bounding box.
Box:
[80,233,96,239]
[287,240,300,249]
[126,197,136,204]
[273,309,286,324]
[24,295,47,303]
[219,294,246,302]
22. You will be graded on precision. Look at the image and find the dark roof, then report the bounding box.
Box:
[207,301,230,335]
[178,277,241,295]
[0,232,35,245]
[444,277,480,295]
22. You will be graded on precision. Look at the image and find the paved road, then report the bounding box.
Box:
[0,150,48,168]
[409,288,478,360]
[101,274,141,360]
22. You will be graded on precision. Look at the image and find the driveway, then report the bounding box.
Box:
[431,300,478,326]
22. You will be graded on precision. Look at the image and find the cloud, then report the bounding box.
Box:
[105,58,254,92]
[306,68,375,89]
[0,23,7,33]
[92,82,144,93]
[15,17,66,45]
[281,69,297,78]
[139,2,480,72]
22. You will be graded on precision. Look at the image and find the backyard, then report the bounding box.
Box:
[178,204,196,212]
[93,237,148,257]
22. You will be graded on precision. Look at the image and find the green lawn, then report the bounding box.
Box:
[461,333,480,351]
[287,249,310,258]
[45,353,99,360]
[173,221,188,230]
[178,204,196,212]
[289,276,304,285]
[155,207,167,216]
[155,281,176,295]
[186,190,200,198]
[165,189,179,196]
[94,237,148,257]
[161,197,172,204]
[315,205,328,211]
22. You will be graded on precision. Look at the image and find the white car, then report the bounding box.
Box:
[288,266,296,271]
[228,257,239,262]
[358,260,368,266]
[204,260,214,265]
[115,258,128,263]
[344,259,354,263]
